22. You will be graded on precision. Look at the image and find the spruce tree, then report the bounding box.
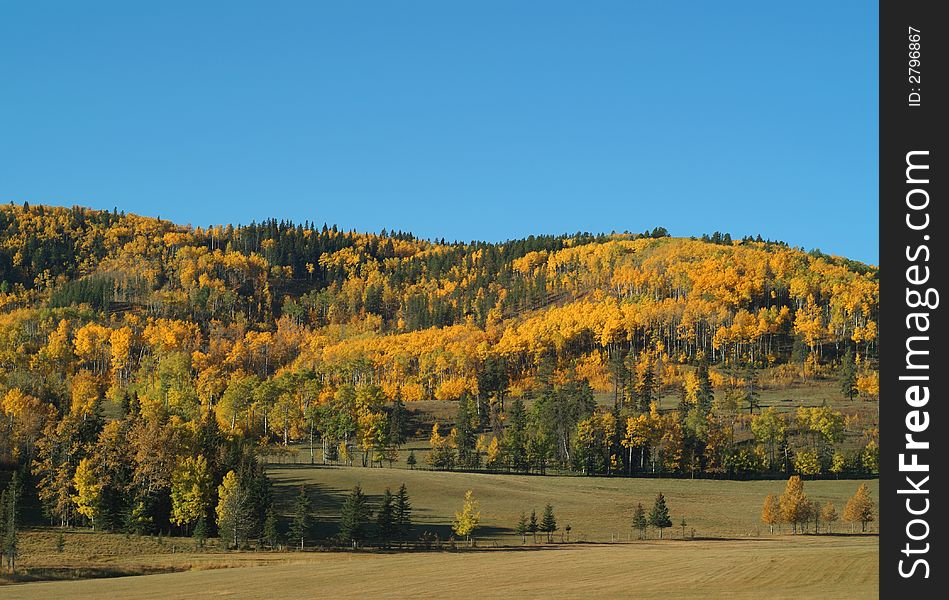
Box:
[540,504,557,543]
[636,360,658,413]
[388,395,406,446]
[394,483,413,544]
[839,348,857,400]
[193,515,208,550]
[376,488,397,548]
[262,507,278,550]
[455,397,477,468]
[339,484,371,548]
[696,360,714,414]
[743,363,761,414]
[514,512,528,543]
[288,485,310,550]
[528,509,539,543]
[632,502,647,540]
[649,493,672,539]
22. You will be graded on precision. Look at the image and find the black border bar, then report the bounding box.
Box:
[880,1,944,596]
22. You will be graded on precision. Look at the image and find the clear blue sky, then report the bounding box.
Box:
[0,1,878,263]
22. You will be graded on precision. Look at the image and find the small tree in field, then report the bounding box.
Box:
[820,502,839,534]
[288,485,310,550]
[376,488,397,548]
[395,484,412,545]
[761,493,780,534]
[844,483,875,532]
[528,509,539,543]
[649,493,672,539]
[540,504,557,543]
[779,476,809,534]
[515,512,528,543]
[339,484,372,548]
[452,490,480,544]
[632,503,647,540]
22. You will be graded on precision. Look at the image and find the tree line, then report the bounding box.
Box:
[761,477,876,535]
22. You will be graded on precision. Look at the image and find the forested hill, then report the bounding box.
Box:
[0,202,880,531]
[1,202,877,408]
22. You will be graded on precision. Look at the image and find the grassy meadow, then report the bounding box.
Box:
[268,465,877,542]
[5,536,878,600]
[1,465,878,598]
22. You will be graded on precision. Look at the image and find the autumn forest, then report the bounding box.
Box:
[0,202,879,547]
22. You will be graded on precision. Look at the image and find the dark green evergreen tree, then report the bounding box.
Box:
[262,506,279,550]
[455,397,477,468]
[376,488,397,548]
[503,398,529,472]
[388,395,406,446]
[339,484,372,548]
[632,502,647,539]
[193,515,208,550]
[743,363,761,414]
[636,361,658,413]
[514,512,528,543]
[288,485,310,550]
[528,509,539,543]
[540,504,557,542]
[2,473,19,571]
[839,347,857,400]
[696,360,715,414]
[394,484,412,544]
[649,493,673,539]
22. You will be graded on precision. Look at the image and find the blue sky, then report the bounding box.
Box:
[0,1,878,263]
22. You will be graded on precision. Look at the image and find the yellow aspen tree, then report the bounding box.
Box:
[761,493,780,534]
[72,458,102,529]
[452,489,480,544]
[820,502,839,534]
[843,483,876,533]
[171,455,212,528]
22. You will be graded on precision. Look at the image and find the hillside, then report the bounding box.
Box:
[0,203,878,540]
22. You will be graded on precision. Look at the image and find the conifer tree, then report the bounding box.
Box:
[528,509,539,543]
[514,512,528,543]
[394,484,413,544]
[649,493,672,539]
[743,363,761,414]
[632,502,647,540]
[1,474,18,572]
[193,515,208,550]
[635,359,658,413]
[376,488,397,548]
[339,484,371,548]
[839,347,857,400]
[288,485,310,550]
[540,504,557,542]
[388,395,406,446]
[695,360,714,414]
